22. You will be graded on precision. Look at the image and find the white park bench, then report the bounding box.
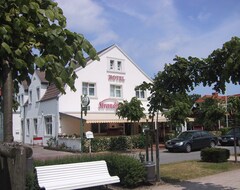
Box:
[35,160,120,190]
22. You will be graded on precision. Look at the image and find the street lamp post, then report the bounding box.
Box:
[80,95,90,152]
[155,111,160,181]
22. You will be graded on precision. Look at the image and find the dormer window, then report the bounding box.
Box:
[108,58,124,73]
[36,88,40,101]
[110,60,115,70]
[117,61,122,71]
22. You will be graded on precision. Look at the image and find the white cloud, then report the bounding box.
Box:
[55,0,118,45]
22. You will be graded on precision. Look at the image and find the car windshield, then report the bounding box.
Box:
[177,132,193,139]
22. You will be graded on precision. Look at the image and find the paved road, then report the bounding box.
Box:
[142,146,240,164]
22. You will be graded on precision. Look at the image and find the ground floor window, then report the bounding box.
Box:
[91,123,108,133]
[26,119,30,136]
[33,118,38,136]
[45,116,52,135]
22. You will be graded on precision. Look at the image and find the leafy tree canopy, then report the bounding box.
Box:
[140,36,240,118]
[0,0,99,142]
[227,96,240,125]
[193,98,226,130]
[116,97,145,122]
[163,94,194,126]
[0,0,99,94]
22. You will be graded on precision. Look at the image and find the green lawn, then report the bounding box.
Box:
[160,160,240,183]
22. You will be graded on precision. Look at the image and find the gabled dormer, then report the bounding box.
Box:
[28,70,49,105]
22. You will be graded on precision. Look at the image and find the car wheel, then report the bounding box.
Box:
[185,144,191,153]
[210,141,216,148]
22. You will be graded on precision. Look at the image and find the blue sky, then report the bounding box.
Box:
[55,0,240,95]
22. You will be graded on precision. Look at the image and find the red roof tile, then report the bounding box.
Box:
[40,83,61,102]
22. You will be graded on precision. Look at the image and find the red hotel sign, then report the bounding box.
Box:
[99,99,119,110]
[108,75,125,82]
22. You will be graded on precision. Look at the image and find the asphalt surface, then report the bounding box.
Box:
[31,146,240,190]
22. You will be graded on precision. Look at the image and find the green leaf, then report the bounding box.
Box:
[21,5,29,14]
[5,13,11,22]
[29,2,40,10]
[0,26,8,35]
[1,42,12,54]
[35,57,45,68]
[14,58,27,69]
[26,25,35,33]
[45,10,55,21]
[89,47,99,60]
[15,49,22,56]
[75,50,86,66]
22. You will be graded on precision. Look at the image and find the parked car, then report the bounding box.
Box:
[219,127,240,146]
[165,130,218,153]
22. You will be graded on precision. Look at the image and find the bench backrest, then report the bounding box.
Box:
[35,160,120,190]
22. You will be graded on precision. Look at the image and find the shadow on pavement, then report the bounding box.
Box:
[175,181,238,190]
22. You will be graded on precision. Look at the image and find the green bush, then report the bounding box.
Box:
[201,148,230,163]
[82,135,145,152]
[104,154,146,187]
[131,134,146,149]
[29,153,146,189]
[164,132,176,141]
[109,136,129,151]
[219,127,231,135]
[85,137,110,152]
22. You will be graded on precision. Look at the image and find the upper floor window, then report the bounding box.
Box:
[33,118,38,136]
[26,119,30,136]
[36,88,40,101]
[117,61,122,71]
[110,85,122,98]
[108,59,124,73]
[110,60,115,70]
[135,88,146,99]
[29,90,32,104]
[45,116,52,136]
[21,94,24,105]
[82,82,96,97]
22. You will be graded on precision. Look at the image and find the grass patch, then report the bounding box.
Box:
[160,160,240,183]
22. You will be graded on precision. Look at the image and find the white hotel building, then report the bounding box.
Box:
[17,45,167,146]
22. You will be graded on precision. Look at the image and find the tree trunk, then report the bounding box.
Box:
[2,60,13,142]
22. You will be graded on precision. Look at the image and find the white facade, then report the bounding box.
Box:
[17,45,167,146]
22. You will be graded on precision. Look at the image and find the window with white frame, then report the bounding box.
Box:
[110,60,115,70]
[110,85,122,98]
[26,119,30,136]
[108,59,124,72]
[33,118,38,136]
[18,95,20,104]
[36,88,40,101]
[45,116,52,135]
[82,82,95,96]
[135,87,146,99]
[29,90,32,104]
[21,94,24,105]
[117,61,122,71]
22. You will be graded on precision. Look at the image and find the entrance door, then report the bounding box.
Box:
[125,123,132,136]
